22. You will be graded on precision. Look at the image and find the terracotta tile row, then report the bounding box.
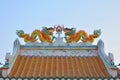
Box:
[8,55,110,78]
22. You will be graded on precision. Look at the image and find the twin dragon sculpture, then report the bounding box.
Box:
[16,25,101,44]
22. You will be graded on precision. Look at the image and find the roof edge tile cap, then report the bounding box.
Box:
[97,39,104,47]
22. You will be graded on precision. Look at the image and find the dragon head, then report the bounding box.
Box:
[42,27,55,35]
[16,30,24,37]
[62,27,76,36]
[93,29,101,37]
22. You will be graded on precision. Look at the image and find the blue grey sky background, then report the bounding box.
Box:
[0,0,120,65]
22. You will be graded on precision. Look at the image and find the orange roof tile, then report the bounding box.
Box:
[0,68,2,77]
[118,69,120,77]
[8,55,110,78]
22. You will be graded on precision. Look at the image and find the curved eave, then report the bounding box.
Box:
[97,39,117,69]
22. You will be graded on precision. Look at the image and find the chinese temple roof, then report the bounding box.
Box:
[0,25,120,79]
[8,55,110,78]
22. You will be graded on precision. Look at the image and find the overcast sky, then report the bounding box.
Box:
[0,0,120,66]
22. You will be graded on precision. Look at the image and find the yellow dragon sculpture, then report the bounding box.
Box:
[16,27,55,43]
[62,27,101,43]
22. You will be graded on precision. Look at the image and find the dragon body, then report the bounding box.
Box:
[63,27,101,43]
[16,27,55,43]
[16,25,101,44]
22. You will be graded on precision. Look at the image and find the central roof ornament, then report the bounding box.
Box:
[55,25,63,39]
[16,25,101,44]
[56,25,62,32]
